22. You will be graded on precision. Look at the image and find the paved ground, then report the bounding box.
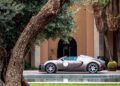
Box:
[23,70,120,75]
[24,70,120,84]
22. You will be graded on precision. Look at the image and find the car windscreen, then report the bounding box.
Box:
[64,56,77,61]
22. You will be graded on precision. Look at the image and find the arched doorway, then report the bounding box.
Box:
[57,38,77,59]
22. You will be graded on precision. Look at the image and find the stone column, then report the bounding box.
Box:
[94,19,100,57]
[31,44,41,68]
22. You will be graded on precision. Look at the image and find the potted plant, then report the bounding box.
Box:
[107,61,117,71]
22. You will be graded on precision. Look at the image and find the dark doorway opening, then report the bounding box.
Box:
[57,38,77,59]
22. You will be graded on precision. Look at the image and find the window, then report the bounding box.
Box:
[64,56,77,61]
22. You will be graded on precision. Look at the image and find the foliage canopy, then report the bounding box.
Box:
[0,0,75,50]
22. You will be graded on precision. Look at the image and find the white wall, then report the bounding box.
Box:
[94,19,100,57]
[31,44,41,68]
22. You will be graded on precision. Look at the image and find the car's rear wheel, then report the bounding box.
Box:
[87,62,99,73]
[45,63,57,73]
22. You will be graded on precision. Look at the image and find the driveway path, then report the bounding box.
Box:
[23,70,120,75]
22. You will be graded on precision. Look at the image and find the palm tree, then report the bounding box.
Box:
[92,0,120,61]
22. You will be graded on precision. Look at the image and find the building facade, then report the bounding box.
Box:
[25,4,120,68]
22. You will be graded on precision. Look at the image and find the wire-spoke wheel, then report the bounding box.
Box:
[87,62,99,73]
[45,63,56,73]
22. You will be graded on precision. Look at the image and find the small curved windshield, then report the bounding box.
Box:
[59,56,77,61]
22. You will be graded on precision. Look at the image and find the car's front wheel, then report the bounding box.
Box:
[87,62,99,73]
[45,63,57,73]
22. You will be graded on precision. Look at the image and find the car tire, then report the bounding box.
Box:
[87,62,99,73]
[45,63,57,73]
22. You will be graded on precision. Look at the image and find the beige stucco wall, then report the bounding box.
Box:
[27,4,119,68]
[40,40,48,64]
[30,4,95,65]
[72,5,87,56]
[48,39,59,60]
[72,4,94,57]
[86,5,94,57]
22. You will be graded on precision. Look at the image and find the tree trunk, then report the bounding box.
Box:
[92,2,113,61]
[117,30,120,66]
[106,0,120,31]
[103,33,112,61]
[21,79,29,86]
[5,0,66,86]
[0,80,5,86]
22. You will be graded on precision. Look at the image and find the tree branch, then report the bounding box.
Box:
[5,0,67,86]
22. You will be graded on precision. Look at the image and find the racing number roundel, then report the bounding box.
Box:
[63,61,68,67]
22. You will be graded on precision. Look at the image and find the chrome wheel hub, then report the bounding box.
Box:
[46,64,55,73]
[88,63,98,73]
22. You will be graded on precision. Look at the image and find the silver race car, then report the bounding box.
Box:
[40,55,105,73]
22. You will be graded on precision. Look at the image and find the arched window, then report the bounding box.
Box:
[57,38,77,59]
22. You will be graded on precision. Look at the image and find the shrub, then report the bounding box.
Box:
[107,61,117,71]
[25,63,31,70]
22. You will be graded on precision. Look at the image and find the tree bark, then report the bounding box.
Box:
[92,2,113,61]
[103,33,112,61]
[5,0,66,86]
[93,0,120,61]
[21,78,29,86]
[117,30,120,66]
[106,0,120,31]
[92,2,108,32]
[0,80,5,86]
